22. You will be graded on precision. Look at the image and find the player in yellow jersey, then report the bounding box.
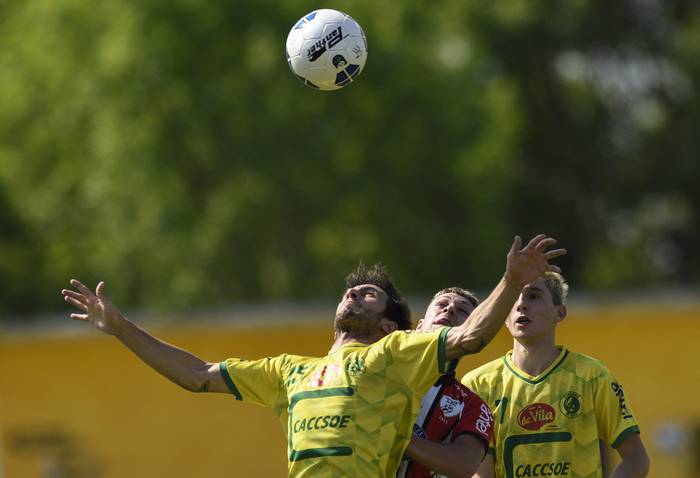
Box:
[61,234,565,477]
[462,272,649,478]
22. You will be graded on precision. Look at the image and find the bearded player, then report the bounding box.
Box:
[62,235,565,477]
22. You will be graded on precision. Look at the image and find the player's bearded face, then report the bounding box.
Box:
[334,285,388,333]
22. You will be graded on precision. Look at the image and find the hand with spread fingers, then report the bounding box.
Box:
[504,234,567,286]
[61,280,124,336]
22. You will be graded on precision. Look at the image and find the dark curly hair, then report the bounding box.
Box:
[344,263,412,330]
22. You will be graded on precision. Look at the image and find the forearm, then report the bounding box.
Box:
[114,317,213,392]
[405,436,482,478]
[446,277,522,360]
[609,456,650,478]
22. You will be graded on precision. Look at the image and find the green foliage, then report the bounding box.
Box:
[0,0,698,317]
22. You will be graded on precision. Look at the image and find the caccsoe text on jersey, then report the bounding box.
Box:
[515,461,571,477]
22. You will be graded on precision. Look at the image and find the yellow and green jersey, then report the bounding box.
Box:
[462,347,640,478]
[220,327,449,478]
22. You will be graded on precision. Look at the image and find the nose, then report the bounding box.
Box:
[515,295,527,312]
[443,302,456,315]
[345,288,358,300]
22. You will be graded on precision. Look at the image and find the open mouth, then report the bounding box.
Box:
[515,316,531,325]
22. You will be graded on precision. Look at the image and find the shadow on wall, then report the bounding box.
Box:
[5,425,103,478]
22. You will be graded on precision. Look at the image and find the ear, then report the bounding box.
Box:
[416,318,424,329]
[380,319,398,335]
[555,305,567,323]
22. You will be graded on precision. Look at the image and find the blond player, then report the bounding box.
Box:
[462,272,649,478]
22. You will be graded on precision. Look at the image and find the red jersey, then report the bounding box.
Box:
[397,371,494,478]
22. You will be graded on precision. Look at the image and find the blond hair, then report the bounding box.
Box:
[543,272,569,306]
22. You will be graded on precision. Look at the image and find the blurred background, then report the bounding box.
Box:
[1,0,699,477]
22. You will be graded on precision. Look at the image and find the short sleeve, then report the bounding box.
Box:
[383,327,449,392]
[593,368,640,448]
[461,371,496,454]
[452,392,494,452]
[219,355,286,408]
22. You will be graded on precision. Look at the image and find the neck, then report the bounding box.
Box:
[329,330,386,353]
[511,337,561,377]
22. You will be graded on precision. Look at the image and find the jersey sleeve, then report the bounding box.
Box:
[461,370,497,454]
[452,391,494,452]
[383,327,449,392]
[593,367,640,448]
[219,355,286,408]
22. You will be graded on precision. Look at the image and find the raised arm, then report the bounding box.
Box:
[444,235,566,361]
[61,280,228,393]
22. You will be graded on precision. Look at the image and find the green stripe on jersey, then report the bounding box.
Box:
[612,425,640,448]
[219,361,242,400]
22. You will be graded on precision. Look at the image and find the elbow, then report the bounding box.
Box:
[446,464,479,478]
[176,367,213,393]
[459,336,488,356]
[638,452,651,477]
[445,454,481,478]
[175,378,206,393]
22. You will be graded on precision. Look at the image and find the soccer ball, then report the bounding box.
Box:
[285,9,368,91]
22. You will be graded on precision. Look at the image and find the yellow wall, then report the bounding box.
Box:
[1,306,698,477]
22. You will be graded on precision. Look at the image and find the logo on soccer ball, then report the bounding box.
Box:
[440,396,464,418]
[559,391,582,418]
[306,26,347,62]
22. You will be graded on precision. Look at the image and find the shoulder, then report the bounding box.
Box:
[446,376,489,405]
[566,349,614,379]
[462,356,506,384]
[378,328,445,349]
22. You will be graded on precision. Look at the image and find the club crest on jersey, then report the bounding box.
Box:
[517,403,556,430]
[440,395,464,418]
[559,391,582,418]
[345,356,365,376]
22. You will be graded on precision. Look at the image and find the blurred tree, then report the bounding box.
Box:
[0,0,698,318]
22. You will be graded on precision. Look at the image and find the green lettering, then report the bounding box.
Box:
[320,416,330,429]
[339,415,350,428]
[544,463,553,476]
[516,465,525,478]
[329,415,340,427]
[561,462,570,475]
[533,463,541,476]
[523,464,531,477]
[503,433,572,478]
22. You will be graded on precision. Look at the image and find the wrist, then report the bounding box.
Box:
[502,272,527,289]
[111,313,131,338]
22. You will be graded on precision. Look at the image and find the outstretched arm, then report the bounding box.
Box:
[61,280,228,393]
[444,235,566,361]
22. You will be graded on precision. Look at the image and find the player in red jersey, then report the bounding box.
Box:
[397,287,494,478]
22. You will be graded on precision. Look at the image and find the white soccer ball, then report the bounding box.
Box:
[285,9,368,91]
